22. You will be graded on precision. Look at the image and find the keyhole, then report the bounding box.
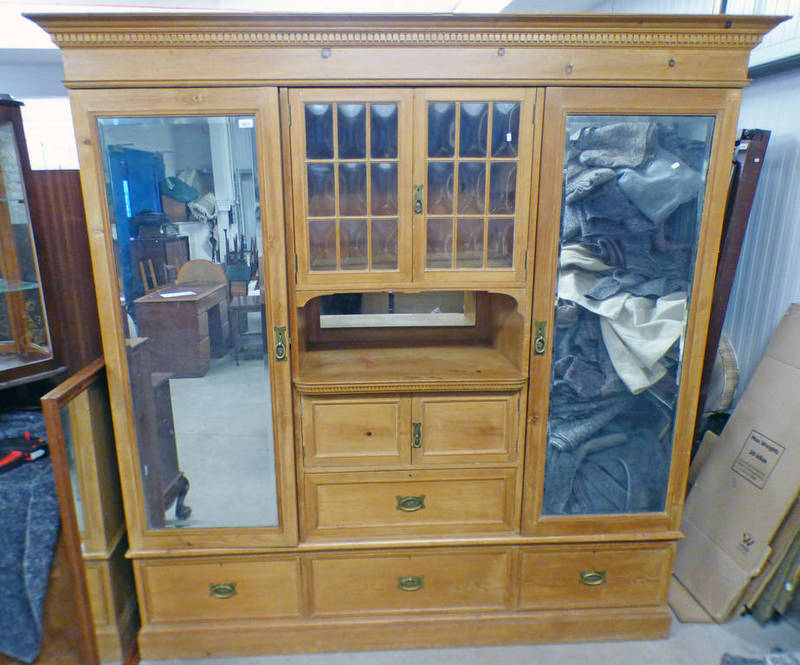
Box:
[366,431,373,436]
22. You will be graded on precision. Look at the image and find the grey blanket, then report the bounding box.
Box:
[0,410,60,663]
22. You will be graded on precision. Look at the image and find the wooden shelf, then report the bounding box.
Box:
[295,346,526,394]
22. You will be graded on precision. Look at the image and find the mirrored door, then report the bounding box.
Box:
[70,88,297,548]
[526,87,740,534]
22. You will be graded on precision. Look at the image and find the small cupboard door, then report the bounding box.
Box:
[411,393,519,465]
[412,89,537,287]
[69,87,298,550]
[301,394,411,468]
[289,89,414,289]
[525,87,741,535]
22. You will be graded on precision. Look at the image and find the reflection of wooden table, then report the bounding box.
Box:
[134,282,229,378]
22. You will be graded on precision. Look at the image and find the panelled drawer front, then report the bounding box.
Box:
[302,395,410,467]
[311,549,511,615]
[137,556,302,623]
[304,469,516,538]
[413,393,518,464]
[518,544,673,610]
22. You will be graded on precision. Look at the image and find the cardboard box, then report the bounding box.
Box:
[674,303,800,621]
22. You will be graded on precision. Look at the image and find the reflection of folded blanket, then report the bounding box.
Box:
[0,410,60,664]
[573,121,657,169]
[558,268,687,394]
[599,291,687,394]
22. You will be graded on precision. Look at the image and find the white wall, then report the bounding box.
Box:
[722,67,800,404]
[587,0,720,12]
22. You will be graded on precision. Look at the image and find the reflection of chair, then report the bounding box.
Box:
[176,258,227,285]
[229,294,266,365]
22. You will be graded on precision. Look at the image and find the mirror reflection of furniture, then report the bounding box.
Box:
[229,294,265,365]
[126,338,190,526]
[134,259,230,377]
[41,358,139,664]
[132,234,190,292]
[176,258,226,286]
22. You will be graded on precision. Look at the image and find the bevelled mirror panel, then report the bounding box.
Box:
[542,114,715,516]
[96,114,279,530]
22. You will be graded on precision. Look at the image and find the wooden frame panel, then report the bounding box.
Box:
[522,86,742,537]
[68,87,298,552]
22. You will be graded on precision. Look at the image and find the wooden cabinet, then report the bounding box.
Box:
[32,10,782,660]
[42,360,138,663]
[0,96,63,388]
[300,391,519,467]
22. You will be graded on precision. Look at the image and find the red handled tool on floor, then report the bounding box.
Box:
[0,431,48,474]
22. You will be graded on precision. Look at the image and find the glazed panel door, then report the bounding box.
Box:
[525,87,741,536]
[289,89,414,290]
[70,88,298,550]
[412,89,536,287]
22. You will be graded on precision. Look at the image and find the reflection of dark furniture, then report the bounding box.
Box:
[134,282,229,378]
[126,337,189,528]
[130,235,190,290]
[229,294,266,365]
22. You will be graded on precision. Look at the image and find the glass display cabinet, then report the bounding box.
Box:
[42,359,138,663]
[31,11,781,661]
[0,95,59,388]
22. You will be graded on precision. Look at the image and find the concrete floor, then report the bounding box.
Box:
[140,613,800,665]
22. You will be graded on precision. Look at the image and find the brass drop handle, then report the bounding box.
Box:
[209,582,238,599]
[579,570,606,586]
[413,184,424,214]
[396,494,426,512]
[533,321,547,355]
[397,575,424,592]
[274,326,288,362]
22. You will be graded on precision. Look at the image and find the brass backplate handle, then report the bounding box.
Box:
[274,326,288,362]
[412,422,422,448]
[397,575,424,592]
[209,582,238,599]
[396,494,426,512]
[413,184,424,214]
[579,570,606,586]
[533,320,547,355]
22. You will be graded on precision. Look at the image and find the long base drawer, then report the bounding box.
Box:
[311,548,512,615]
[518,543,674,610]
[135,555,302,623]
